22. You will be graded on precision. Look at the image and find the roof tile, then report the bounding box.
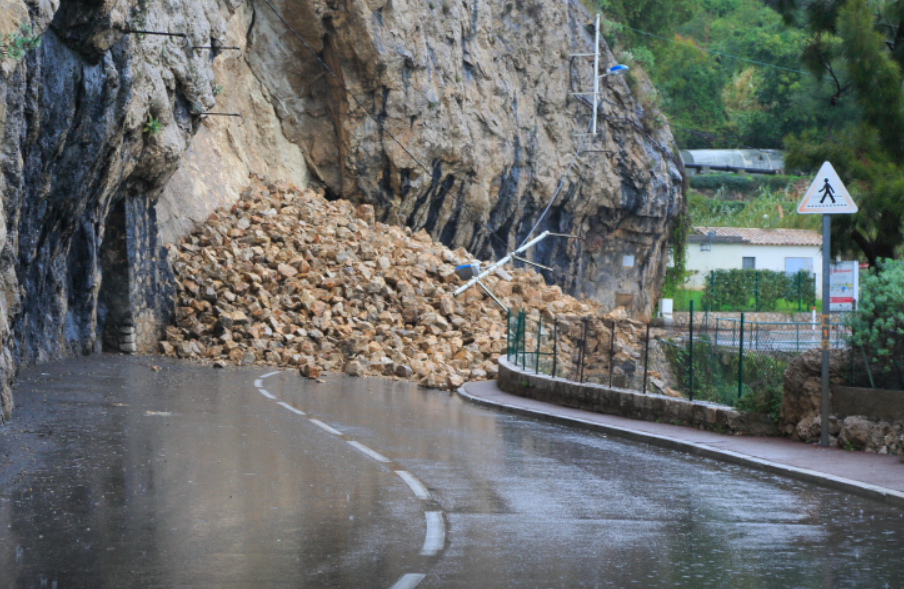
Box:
[693,227,821,246]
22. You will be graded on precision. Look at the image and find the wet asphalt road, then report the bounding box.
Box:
[1,355,903,589]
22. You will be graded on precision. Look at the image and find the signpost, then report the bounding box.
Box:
[797,161,857,447]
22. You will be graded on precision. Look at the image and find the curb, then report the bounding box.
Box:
[457,384,904,509]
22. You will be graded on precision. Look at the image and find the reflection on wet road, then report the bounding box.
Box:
[1,355,903,588]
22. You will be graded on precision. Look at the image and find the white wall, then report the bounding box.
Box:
[686,242,824,296]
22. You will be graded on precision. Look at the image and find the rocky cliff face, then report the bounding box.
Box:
[0,0,242,422]
[0,0,682,423]
[240,0,683,313]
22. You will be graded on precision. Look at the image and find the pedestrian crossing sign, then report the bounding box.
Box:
[797,161,858,214]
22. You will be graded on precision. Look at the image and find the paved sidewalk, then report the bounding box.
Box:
[459,380,904,508]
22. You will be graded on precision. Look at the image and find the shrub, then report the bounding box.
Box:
[701,269,815,312]
[2,24,41,60]
[688,174,799,196]
[848,259,904,389]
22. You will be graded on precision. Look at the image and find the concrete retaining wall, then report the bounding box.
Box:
[834,386,904,424]
[498,356,775,436]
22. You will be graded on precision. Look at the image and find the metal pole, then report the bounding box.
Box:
[738,312,745,400]
[591,14,600,135]
[716,318,720,349]
[850,299,856,384]
[688,300,694,401]
[552,317,558,378]
[535,314,542,374]
[798,271,802,312]
[609,320,616,387]
[521,311,527,369]
[755,271,759,312]
[820,214,831,447]
[642,322,651,395]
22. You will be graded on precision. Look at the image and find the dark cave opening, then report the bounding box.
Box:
[97,199,131,353]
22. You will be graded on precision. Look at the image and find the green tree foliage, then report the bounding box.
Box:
[601,0,856,149]
[775,0,904,265]
[848,259,904,388]
[594,0,699,37]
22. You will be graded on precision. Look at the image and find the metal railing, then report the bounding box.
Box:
[504,305,870,413]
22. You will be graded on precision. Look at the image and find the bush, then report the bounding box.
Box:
[848,259,904,389]
[690,174,758,194]
[688,174,799,196]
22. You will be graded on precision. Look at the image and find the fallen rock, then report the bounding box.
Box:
[160,175,645,390]
[839,415,874,450]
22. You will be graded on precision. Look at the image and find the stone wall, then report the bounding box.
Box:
[782,348,904,457]
[498,356,775,436]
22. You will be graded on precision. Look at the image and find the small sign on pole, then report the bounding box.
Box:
[796,161,857,447]
[829,261,859,312]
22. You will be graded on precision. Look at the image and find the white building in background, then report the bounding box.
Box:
[685,227,824,296]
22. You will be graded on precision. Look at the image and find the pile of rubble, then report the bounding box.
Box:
[160,176,647,389]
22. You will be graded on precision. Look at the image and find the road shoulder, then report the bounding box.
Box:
[459,380,904,508]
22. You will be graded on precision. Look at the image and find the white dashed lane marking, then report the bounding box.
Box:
[389,573,426,589]
[309,419,343,436]
[255,370,443,586]
[396,471,431,500]
[421,511,445,556]
[348,441,391,463]
[276,401,306,416]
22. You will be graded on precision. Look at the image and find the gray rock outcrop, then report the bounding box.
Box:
[0,0,682,423]
[0,0,236,422]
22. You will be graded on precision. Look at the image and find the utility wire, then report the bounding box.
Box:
[256,0,514,252]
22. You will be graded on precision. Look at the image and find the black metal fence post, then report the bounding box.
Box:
[609,320,616,387]
[688,300,694,401]
[552,317,558,379]
[520,311,527,369]
[642,322,651,395]
[738,312,745,400]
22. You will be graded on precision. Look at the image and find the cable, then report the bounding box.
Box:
[518,117,593,248]
[256,0,512,252]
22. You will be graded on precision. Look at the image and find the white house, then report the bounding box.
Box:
[685,227,824,296]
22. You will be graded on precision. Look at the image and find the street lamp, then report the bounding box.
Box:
[600,64,630,79]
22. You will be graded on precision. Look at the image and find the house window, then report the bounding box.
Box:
[742,257,756,269]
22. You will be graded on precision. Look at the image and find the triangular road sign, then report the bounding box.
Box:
[797,161,858,214]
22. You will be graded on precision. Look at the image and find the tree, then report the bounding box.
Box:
[774,0,904,265]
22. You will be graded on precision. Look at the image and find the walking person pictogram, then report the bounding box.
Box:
[819,178,836,204]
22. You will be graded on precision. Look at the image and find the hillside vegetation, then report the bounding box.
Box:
[687,175,820,231]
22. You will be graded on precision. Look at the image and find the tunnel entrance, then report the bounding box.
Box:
[97,199,132,352]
